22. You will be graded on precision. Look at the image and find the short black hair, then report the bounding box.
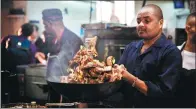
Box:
[186,12,196,23]
[21,23,34,37]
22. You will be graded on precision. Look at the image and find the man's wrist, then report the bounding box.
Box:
[132,77,138,87]
[123,71,136,83]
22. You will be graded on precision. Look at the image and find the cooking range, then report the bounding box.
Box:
[2,65,123,108]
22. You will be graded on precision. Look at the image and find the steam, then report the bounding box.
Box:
[46,39,83,83]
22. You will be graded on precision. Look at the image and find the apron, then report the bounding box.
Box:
[46,39,75,83]
[46,54,65,83]
[180,42,196,76]
[177,42,196,108]
[46,40,75,103]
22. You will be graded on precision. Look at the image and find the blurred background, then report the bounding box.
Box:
[2,0,195,44]
[1,0,195,107]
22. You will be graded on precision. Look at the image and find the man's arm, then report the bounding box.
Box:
[35,52,47,65]
[122,46,182,97]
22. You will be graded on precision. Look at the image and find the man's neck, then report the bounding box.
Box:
[143,32,162,47]
[184,39,196,53]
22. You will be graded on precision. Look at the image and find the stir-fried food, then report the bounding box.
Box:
[61,36,125,84]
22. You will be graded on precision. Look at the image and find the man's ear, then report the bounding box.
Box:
[160,19,163,25]
[159,19,163,28]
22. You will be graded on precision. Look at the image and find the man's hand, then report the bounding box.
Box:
[40,34,46,43]
[5,38,10,49]
[35,52,47,65]
[114,64,135,81]
[113,64,128,77]
[35,52,45,59]
[113,64,148,95]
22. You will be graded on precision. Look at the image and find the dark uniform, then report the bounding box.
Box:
[118,34,182,108]
[42,9,83,103]
[175,43,196,108]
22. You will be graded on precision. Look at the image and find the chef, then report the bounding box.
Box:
[39,8,83,103]
[117,4,182,107]
[34,31,53,64]
[176,12,196,108]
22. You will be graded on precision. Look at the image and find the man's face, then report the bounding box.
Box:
[136,8,163,40]
[43,20,54,35]
[186,16,196,44]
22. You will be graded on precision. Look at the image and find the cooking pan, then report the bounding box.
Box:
[47,80,122,102]
[46,54,122,102]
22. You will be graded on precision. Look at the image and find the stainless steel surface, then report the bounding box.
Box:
[28,64,46,68]
[25,66,48,100]
[45,103,76,107]
[82,23,126,30]
[82,25,141,62]
[1,103,46,108]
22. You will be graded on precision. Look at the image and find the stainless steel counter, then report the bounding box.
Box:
[17,64,48,101]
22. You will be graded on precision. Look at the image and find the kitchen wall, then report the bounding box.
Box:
[96,1,135,25]
[26,1,96,37]
[2,0,191,41]
[134,1,190,42]
[1,0,28,38]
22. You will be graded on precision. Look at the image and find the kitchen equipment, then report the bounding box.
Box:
[82,23,141,62]
[25,65,48,100]
[1,102,113,108]
[1,103,46,108]
[47,80,122,102]
[46,53,122,103]
[1,70,19,104]
[45,102,113,108]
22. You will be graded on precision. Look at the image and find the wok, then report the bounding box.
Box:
[47,80,122,102]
